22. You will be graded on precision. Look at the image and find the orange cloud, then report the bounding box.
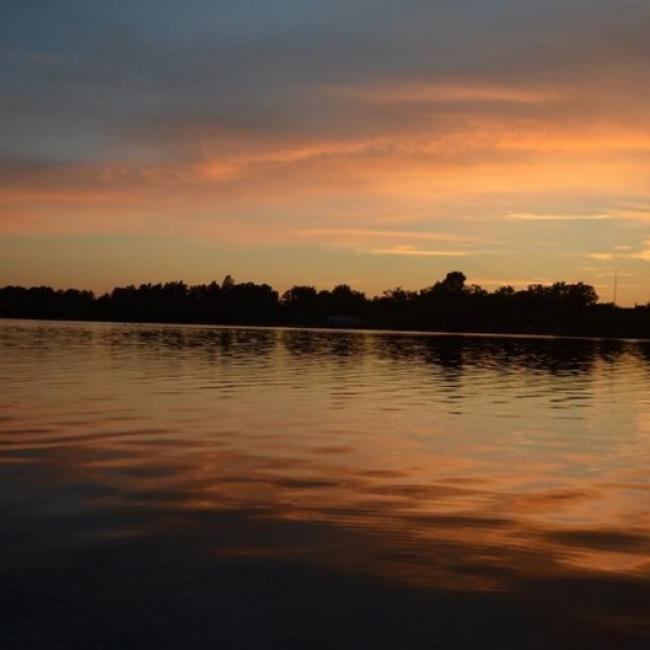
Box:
[323,81,558,105]
[508,213,613,222]
[369,246,472,257]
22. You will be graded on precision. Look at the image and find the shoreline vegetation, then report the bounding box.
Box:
[1,271,648,339]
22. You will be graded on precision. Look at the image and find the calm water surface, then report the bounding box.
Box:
[1,320,649,648]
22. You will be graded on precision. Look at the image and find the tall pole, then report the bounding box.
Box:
[613,268,618,306]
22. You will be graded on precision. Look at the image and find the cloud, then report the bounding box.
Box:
[612,206,650,223]
[588,240,650,263]
[508,213,612,222]
[369,246,471,257]
[193,139,383,181]
[295,228,472,243]
[291,229,488,258]
[2,1,650,302]
[629,249,650,262]
[323,82,557,105]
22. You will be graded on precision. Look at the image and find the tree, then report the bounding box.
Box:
[281,286,318,306]
[441,271,467,294]
[564,282,598,307]
[494,285,515,297]
[382,287,416,302]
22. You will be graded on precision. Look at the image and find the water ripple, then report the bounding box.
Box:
[1,320,650,646]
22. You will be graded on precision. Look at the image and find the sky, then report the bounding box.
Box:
[1,0,650,304]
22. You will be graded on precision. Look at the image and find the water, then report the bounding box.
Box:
[1,320,649,648]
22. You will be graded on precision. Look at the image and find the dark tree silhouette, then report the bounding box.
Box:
[440,271,467,294]
[222,275,236,291]
[1,272,648,338]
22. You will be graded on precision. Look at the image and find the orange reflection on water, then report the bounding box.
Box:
[1,322,649,640]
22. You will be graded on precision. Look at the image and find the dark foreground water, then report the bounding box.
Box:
[1,320,649,649]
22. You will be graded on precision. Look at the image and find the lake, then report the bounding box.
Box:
[1,319,649,648]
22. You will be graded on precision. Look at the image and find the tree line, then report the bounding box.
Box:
[1,272,648,338]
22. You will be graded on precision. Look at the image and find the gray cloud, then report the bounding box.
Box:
[2,0,650,165]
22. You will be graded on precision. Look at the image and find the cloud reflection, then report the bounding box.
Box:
[1,322,650,645]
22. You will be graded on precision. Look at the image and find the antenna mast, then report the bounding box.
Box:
[613,268,618,306]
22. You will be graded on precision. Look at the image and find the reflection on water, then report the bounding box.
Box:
[1,320,649,648]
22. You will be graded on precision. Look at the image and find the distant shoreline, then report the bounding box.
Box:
[2,273,648,341]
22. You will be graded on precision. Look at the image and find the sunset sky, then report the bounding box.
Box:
[2,1,650,304]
